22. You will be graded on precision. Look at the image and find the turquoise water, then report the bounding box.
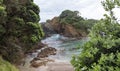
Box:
[19,34,87,71]
[41,34,87,61]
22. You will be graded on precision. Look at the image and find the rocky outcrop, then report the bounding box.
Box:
[48,17,61,33]
[62,24,83,37]
[26,42,47,54]
[37,47,57,58]
[30,58,54,68]
[30,47,57,68]
[41,22,56,37]
[43,17,86,38]
[42,10,97,38]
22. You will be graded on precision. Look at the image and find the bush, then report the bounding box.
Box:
[71,0,120,71]
[0,25,6,37]
[0,0,3,4]
[0,56,19,71]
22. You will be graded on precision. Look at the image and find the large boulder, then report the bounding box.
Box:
[37,47,57,58]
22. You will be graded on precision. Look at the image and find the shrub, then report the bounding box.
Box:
[71,0,120,71]
[0,56,19,71]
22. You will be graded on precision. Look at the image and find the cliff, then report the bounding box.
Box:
[42,10,97,38]
[46,17,84,38]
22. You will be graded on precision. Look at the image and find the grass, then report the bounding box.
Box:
[0,56,19,71]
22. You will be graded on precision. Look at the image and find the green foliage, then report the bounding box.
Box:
[0,6,6,23]
[27,2,40,14]
[0,57,19,71]
[59,10,84,24]
[0,6,5,13]
[59,10,97,34]
[0,25,5,38]
[26,10,39,22]
[0,0,44,64]
[71,0,120,71]
[0,0,3,4]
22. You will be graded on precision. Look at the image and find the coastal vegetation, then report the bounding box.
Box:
[0,56,19,71]
[0,0,44,70]
[59,10,97,34]
[0,0,120,71]
[71,0,120,71]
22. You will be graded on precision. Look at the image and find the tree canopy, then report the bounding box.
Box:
[59,10,98,34]
[0,0,44,64]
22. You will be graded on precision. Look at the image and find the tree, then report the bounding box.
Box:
[59,10,84,24]
[0,0,44,64]
[71,0,120,71]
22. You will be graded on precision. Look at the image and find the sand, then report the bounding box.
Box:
[19,61,74,71]
[38,62,74,71]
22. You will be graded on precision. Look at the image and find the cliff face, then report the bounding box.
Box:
[41,22,56,37]
[0,0,44,64]
[42,10,97,38]
[48,17,60,33]
[63,24,83,37]
[44,17,86,38]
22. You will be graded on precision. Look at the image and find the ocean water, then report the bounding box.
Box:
[19,34,88,71]
[41,34,87,62]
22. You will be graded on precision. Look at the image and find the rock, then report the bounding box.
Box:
[37,42,47,49]
[30,57,41,63]
[30,47,57,68]
[63,24,82,37]
[31,60,47,68]
[26,42,47,54]
[37,47,57,58]
[44,17,86,38]
[41,22,57,37]
[30,58,54,68]
[48,17,61,33]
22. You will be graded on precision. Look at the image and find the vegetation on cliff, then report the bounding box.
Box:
[0,0,44,65]
[59,10,97,33]
[46,10,98,37]
[71,0,120,71]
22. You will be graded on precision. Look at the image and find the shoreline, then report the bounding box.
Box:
[18,34,85,71]
[18,59,74,71]
[38,60,74,71]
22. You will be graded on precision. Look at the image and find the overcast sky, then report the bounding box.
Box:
[34,0,120,22]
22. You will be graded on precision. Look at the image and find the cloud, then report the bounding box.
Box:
[34,0,118,22]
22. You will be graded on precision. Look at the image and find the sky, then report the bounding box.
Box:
[34,0,120,22]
